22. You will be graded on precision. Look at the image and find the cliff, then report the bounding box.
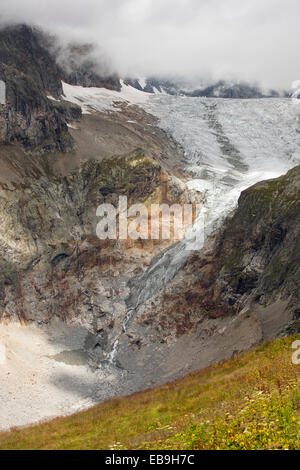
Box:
[0,24,81,152]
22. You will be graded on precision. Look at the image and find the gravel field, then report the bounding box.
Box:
[0,321,124,431]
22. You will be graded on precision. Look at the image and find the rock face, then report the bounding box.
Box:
[1,138,297,377]
[213,167,300,334]
[0,25,62,98]
[0,140,197,367]
[0,25,80,153]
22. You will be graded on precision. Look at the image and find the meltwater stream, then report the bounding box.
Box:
[107,307,136,367]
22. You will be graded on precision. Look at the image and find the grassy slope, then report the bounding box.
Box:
[0,336,299,450]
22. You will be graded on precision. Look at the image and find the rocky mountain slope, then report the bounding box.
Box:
[0,24,122,153]
[124,77,281,98]
[0,24,81,152]
[0,22,299,429]
[0,24,198,366]
[107,165,299,384]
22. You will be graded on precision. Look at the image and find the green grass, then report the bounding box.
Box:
[0,336,299,450]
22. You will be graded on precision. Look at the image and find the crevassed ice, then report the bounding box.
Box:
[142,95,300,235]
[63,81,300,240]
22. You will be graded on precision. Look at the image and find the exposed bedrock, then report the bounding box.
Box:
[0,141,201,366]
[0,25,81,153]
[116,165,300,381]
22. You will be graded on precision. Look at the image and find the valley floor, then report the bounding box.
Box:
[0,335,298,450]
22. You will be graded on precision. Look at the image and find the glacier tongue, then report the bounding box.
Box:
[142,96,300,232]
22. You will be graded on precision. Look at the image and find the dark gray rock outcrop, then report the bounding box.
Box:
[0,24,63,98]
[0,24,81,153]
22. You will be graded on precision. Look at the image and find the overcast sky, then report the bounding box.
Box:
[1,0,299,89]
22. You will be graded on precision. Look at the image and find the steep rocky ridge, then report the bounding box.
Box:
[0,25,62,98]
[0,24,80,152]
[0,96,200,368]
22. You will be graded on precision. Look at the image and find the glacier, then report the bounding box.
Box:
[63,83,300,307]
[63,81,300,237]
[142,94,300,235]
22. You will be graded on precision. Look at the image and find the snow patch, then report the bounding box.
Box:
[47,95,60,102]
[138,77,147,89]
[0,80,6,105]
[62,80,151,115]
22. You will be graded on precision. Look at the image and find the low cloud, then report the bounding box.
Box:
[1,0,299,89]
